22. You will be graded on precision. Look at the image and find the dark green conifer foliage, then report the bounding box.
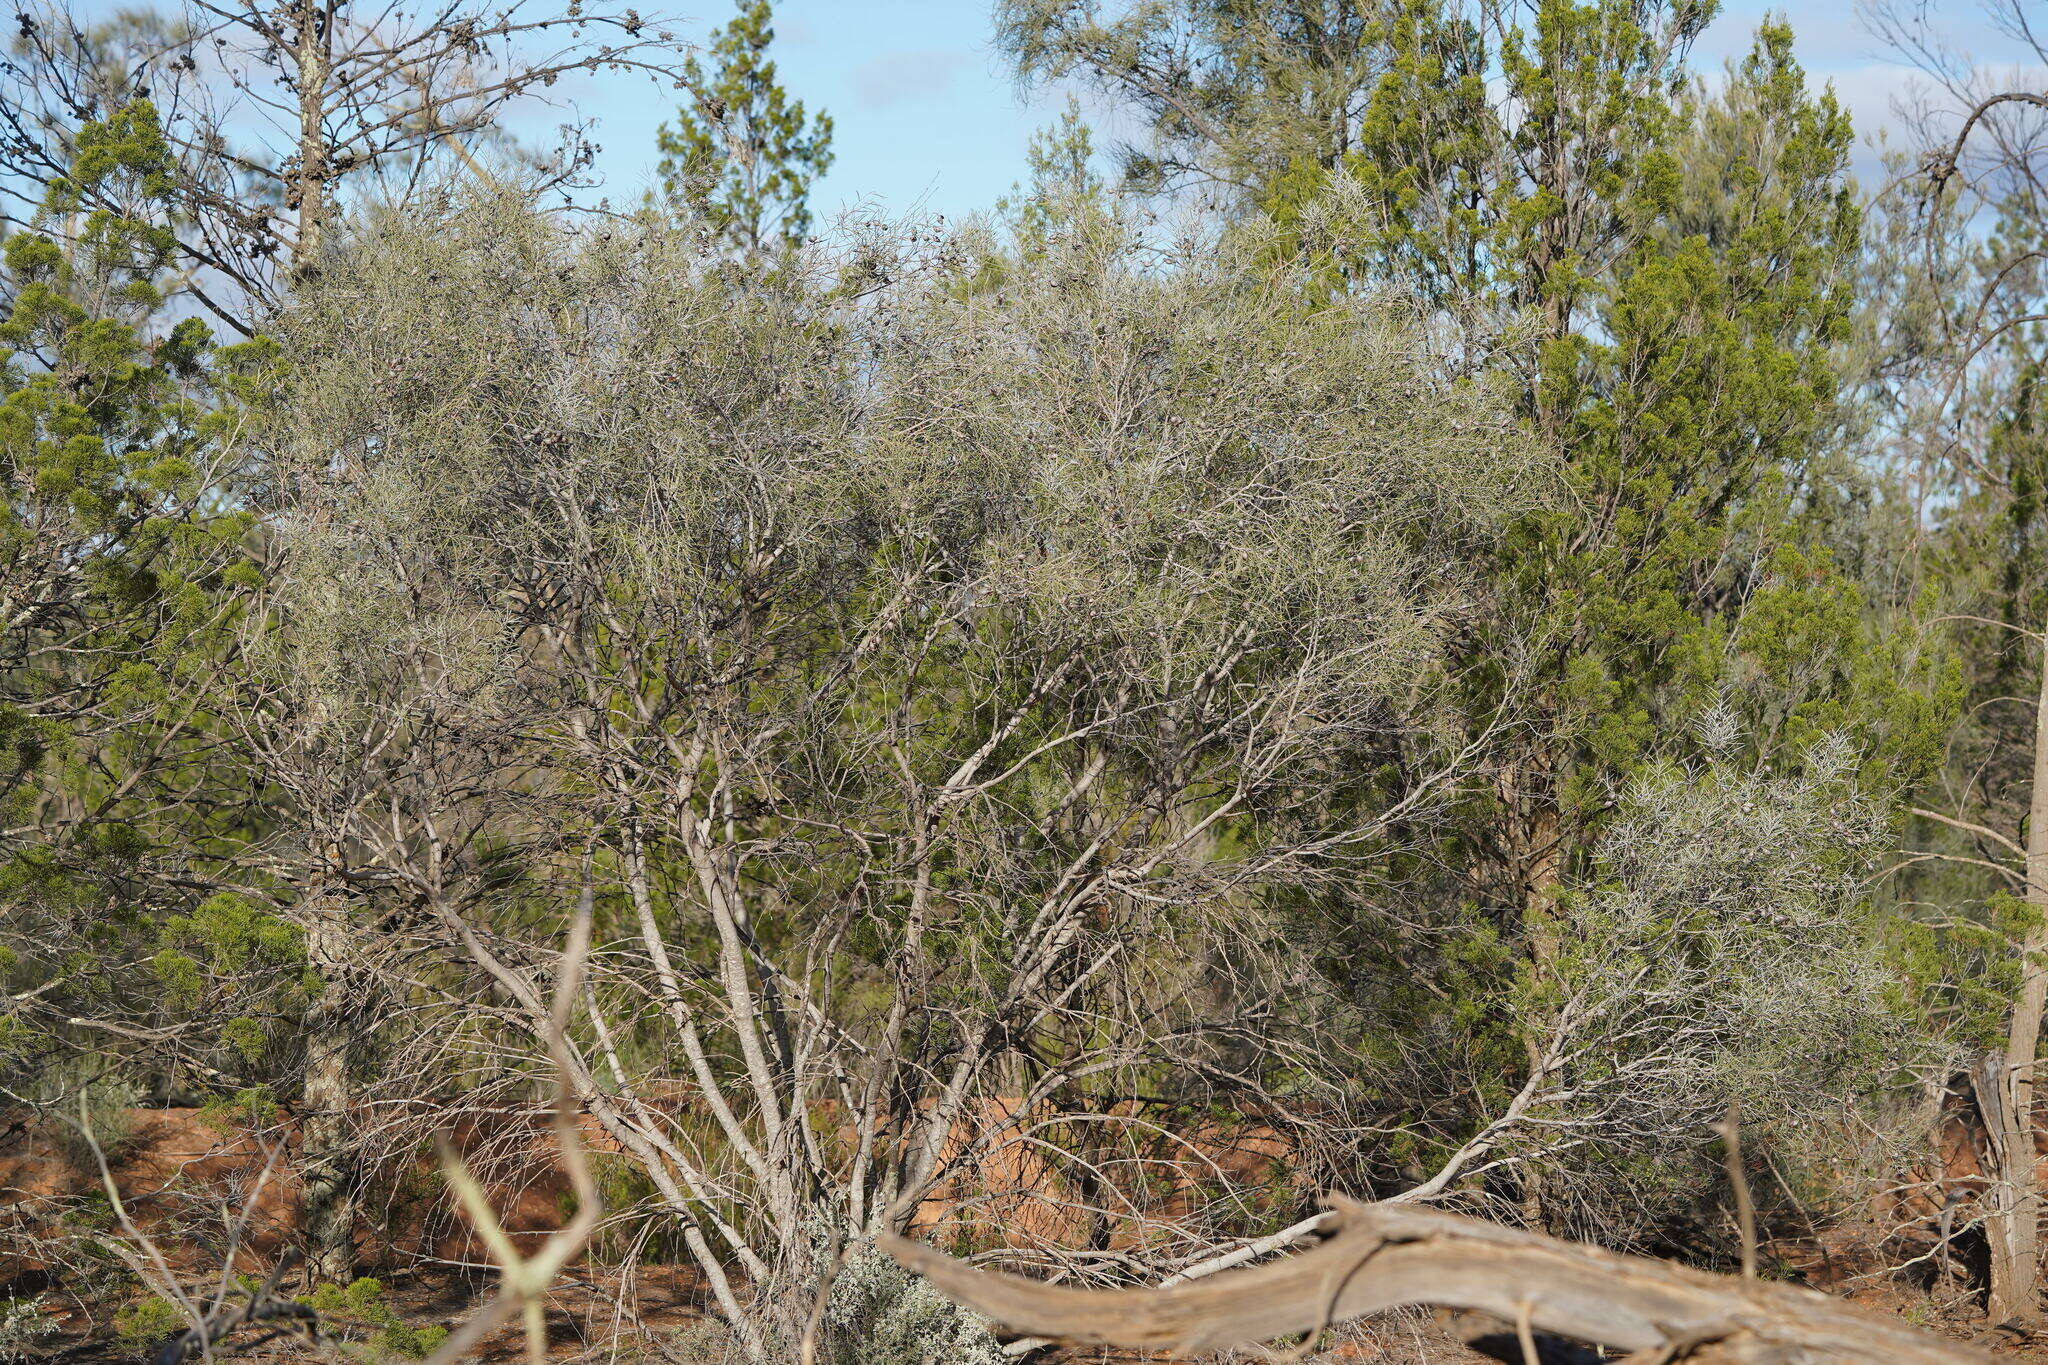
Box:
[655,0,834,253]
[0,100,279,1110]
[1423,16,1954,1224]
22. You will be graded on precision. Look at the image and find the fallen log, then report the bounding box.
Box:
[880,1195,1994,1362]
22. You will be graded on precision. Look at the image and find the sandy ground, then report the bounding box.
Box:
[7,1106,2048,1363]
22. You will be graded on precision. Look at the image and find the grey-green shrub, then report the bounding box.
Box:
[0,1295,57,1364]
[820,1245,1006,1365]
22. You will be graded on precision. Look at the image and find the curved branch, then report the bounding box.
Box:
[1928,91,2048,192]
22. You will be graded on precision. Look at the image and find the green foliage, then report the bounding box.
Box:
[0,95,276,1125]
[1454,16,1935,808]
[1006,0,1944,798]
[112,1293,184,1350]
[655,0,833,253]
[268,183,1547,1334]
[300,1278,448,1360]
[1889,891,2040,1052]
[0,0,2028,1327]
[1896,264,2048,1061]
[584,1150,707,1263]
[1001,0,1956,1232]
[998,98,1111,259]
[197,1085,283,1134]
[220,1016,268,1063]
[158,894,302,973]
[149,893,308,1053]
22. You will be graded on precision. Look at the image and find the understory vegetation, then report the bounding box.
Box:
[4,0,2048,1359]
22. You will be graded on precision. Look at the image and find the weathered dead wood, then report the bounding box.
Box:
[881,1196,1993,1362]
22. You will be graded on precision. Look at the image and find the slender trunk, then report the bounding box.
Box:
[291,0,331,276]
[1521,797,1564,978]
[299,900,359,1284]
[1517,783,1563,1229]
[1987,639,2048,1325]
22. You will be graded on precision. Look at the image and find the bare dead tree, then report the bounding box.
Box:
[0,0,698,331]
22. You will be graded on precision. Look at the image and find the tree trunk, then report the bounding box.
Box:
[1511,760,1565,1228]
[1986,639,2048,1326]
[299,901,359,1284]
[1520,799,1564,981]
[291,0,331,275]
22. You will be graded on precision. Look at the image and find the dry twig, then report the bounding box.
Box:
[417,886,601,1365]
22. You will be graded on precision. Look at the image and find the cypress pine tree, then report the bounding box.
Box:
[0,101,282,1136]
[655,0,835,254]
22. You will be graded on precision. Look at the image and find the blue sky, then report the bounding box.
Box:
[543,0,2031,225]
[550,0,1067,223]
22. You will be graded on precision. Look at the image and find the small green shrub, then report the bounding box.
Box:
[113,1294,184,1351]
[196,1086,281,1135]
[300,1277,447,1360]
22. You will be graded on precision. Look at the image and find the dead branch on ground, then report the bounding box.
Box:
[883,1195,1993,1363]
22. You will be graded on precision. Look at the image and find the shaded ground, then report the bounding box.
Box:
[7,1107,2048,1363]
